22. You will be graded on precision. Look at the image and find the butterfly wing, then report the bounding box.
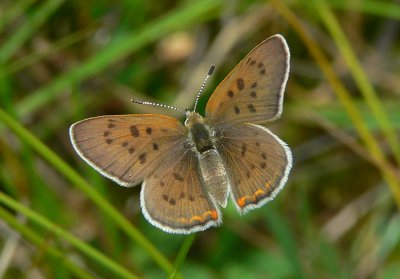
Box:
[70,114,186,187]
[205,34,290,127]
[216,123,292,213]
[141,148,221,234]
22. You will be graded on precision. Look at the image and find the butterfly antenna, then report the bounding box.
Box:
[193,65,215,112]
[131,98,186,115]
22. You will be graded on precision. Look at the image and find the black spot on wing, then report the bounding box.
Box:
[173,172,184,182]
[247,104,256,113]
[139,153,146,164]
[234,106,240,114]
[130,125,139,137]
[241,143,247,157]
[237,78,244,90]
[169,198,176,205]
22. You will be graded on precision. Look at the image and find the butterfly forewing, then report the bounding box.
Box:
[216,123,292,213]
[70,114,186,187]
[205,34,289,127]
[141,148,221,234]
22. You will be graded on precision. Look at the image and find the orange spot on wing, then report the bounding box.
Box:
[191,216,204,223]
[177,210,219,224]
[254,189,265,197]
[237,197,246,208]
[211,210,218,220]
[237,188,267,208]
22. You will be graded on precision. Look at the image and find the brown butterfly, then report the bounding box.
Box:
[70,34,292,234]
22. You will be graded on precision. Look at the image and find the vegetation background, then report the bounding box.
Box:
[0,0,399,278]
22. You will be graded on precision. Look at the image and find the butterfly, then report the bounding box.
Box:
[69,34,292,234]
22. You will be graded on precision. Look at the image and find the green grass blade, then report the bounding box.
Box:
[168,234,196,279]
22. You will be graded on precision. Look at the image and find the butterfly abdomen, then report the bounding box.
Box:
[198,149,229,208]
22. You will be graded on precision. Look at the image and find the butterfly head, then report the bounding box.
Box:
[184,111,204,128]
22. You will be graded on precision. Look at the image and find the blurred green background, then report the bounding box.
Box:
[1,0,400,278]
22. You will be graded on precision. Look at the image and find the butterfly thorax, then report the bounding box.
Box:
[185,112,215,153]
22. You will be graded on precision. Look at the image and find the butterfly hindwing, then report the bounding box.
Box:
[70,114,186,187]
[205,34,290,127]
[141,148,221,234]
[216,123,292,213]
